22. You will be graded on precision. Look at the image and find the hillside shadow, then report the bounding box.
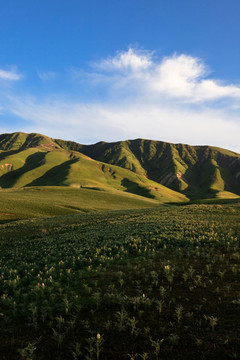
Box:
[121,178,155,199]
[180,158,240,199]
[179,160,217,199]
[0,150,21,161]
[218,166,240,195]
[0,152,47,188]
[27,158,79,186]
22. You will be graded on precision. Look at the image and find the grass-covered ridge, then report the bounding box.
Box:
[0,132,189,204]
[0,131,240,202]
[66,138,240,199]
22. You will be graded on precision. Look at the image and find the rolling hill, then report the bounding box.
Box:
[56,137,240,199]
[0,132,240,202]
[0,132,188,206]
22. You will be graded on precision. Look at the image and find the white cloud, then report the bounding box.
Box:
[150,54,240,101]
[0,68,21,81]
[93,50,240,103]
[195,79,240,101]
[95,48,153,71]
[1,48,240,152]
[150,54,205,96]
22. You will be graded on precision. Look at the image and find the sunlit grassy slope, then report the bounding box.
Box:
[0,186,163,222]
[0,133,188,204]
[58,137,240,199]
[0,132,240,202]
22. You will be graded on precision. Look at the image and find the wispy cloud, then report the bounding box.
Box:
[94,48,153,72]
[6,93,240,152]
[37,71,57,81]
[0,68,22,81]
[1,48,240,152]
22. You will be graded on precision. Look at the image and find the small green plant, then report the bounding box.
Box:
[52,328,65,349]
[144,326,150,337]
[188,266,195,279]
[128,317,138,335]
[115,308,128,331]
[150,338,164,360]
[232,299,240,305]
[55,315,65,331]
[85,337,95,360]
[159,286,166,298]
[119,278,124,287]
[182,272,189,282]
[175,304,183,324]
[205,264,211,274]
[168,333,180,346]
[204,315,218,332]
[194,275,202,286]
[96,333,104,360]
[127,353,137,360]
[218,270,226,279]
[139,352,149,360]
[28,303,38,330]
[19,341,37,360]
[156,299,164,314]
[71,342,82,360]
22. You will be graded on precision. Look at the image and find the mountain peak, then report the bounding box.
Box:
[0,132,60,151]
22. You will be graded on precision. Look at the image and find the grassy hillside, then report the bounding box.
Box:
[0,132,240,202]
[0,132,59,150]
[0,186,162,222]
[0,133,188,204]
[60,138,240,199]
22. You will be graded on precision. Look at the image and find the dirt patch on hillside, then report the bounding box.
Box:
[0,212,15,216]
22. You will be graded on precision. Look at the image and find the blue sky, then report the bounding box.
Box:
[0,0,240,151]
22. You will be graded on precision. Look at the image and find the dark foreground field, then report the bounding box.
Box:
[0,202,240,359]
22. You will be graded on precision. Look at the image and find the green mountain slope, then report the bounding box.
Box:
[0,132,188,203]
[1,132,240,201]
[0,132,59,151]
[59,138,240,199]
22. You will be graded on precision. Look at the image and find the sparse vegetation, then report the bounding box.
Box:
[1,202,240,359]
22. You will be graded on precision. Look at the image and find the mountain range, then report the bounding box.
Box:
[0,131,240,202]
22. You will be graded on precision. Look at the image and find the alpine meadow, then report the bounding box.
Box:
[0,132,240,359]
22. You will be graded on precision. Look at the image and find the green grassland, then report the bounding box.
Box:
[1,203,240,359]
[0,186,162,222]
